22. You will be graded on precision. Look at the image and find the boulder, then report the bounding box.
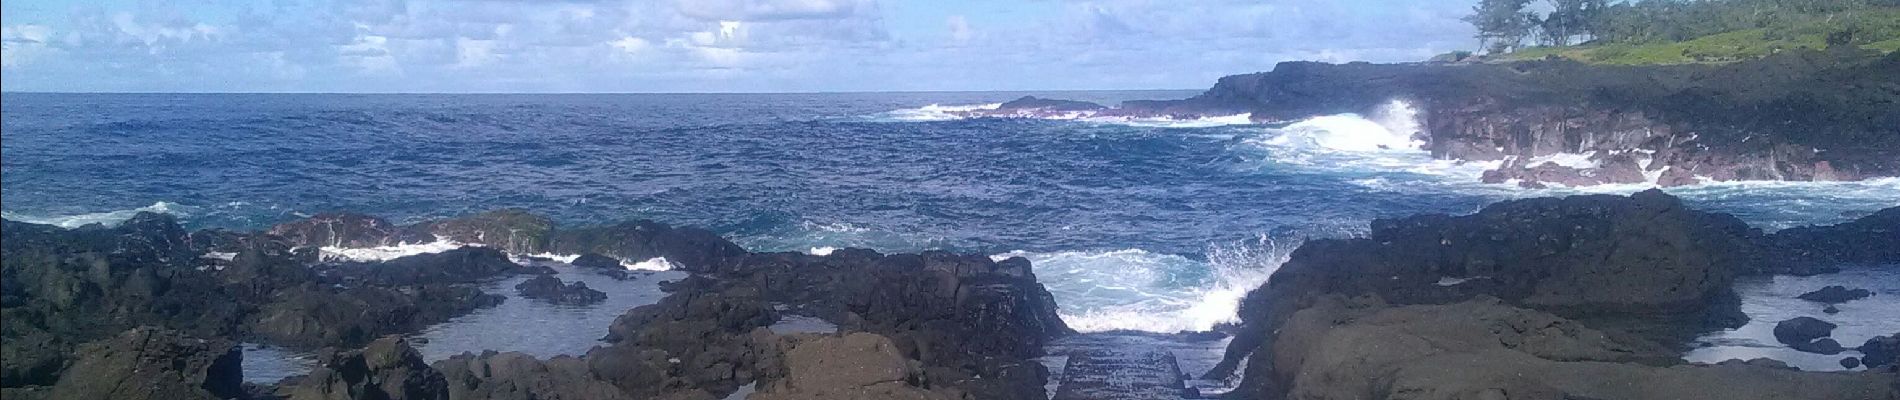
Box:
[1792,338,1846,355]
[1773,317,1837,346]
[1796,285,1874,304]
[47,327,243,400]
[514,275,607,305]
[283,336,448,400]
[1842,357,1863,369]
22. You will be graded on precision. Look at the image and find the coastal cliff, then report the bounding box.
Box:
[979,49,1900,188]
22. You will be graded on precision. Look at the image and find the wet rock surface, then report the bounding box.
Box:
[1051,350,1193,400]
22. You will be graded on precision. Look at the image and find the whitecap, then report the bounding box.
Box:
[879,103,1002,121]
[0,201,196,228]
[319,240,473,262]
[621,257,677,271]
[1004,235,1300,334]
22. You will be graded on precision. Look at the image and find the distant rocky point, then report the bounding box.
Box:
[968,49,1900,188]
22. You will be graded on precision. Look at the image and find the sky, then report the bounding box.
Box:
[0,0,1478,93]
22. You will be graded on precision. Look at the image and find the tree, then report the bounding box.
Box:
[1464,0,1537,53]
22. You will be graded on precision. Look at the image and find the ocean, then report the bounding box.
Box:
[4,92,1897,383]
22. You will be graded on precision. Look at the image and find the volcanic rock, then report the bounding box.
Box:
[749,333,956,400]
[1773,317,1838,346]
[268,212,401,248]
[1797,285,1874,304]
[1860,333,1900,369]
[514,275,607,305]
[46,327,243,400]
[283,336,447,400]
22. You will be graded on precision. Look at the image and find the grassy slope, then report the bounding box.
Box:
[1483,9,1900,65]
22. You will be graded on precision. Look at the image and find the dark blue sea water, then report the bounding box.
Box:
[4,92,1896,350]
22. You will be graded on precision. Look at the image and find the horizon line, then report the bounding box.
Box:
[0,88,1206,96]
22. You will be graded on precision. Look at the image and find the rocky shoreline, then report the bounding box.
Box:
[1204,190,1900,399]
[3,191,1897,399]
[965,49,1900,189]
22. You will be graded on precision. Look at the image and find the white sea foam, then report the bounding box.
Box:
[319,240,472,262]
[0,201,196,228]
[516,253,582,264]
[1073,113,1256,128]
[807,246,837,256]
[882,103,1002,121]
[1522,151,1599,169]
[877,103,1254,128]
[622,257,678,271]
[1002,235,1298,334]
[1265,100,1425,153]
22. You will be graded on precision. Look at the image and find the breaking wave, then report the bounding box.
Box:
[875,103,1254,128]
[0,201,196,229]
[999,235,1301,333]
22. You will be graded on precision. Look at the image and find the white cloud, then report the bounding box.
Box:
[0,0,1477,92]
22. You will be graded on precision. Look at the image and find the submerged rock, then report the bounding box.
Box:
[47,327,243,400]
[514,275,607,305]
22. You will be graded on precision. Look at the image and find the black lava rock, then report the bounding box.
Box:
[1797,285,1874,304]
[1773,317,1838,346]
[515,275,607,305]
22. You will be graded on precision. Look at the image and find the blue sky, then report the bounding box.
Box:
[1,0,1478,93]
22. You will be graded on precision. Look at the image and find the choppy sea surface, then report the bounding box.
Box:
[4,92,1896,380]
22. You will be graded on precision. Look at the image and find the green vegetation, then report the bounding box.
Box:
[1455,0,1900,65]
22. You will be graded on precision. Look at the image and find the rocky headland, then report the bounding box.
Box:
[968,49,1900,188]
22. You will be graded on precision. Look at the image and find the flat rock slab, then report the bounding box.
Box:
[1053,349,1192,400]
